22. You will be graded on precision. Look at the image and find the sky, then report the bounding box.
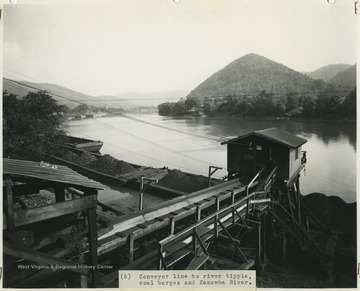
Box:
[2,0,358,96]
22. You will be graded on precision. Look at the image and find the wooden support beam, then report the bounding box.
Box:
[193,228,209,256]
[55,186,65,202]
[3,242,88,275]
[285,189,297,231]
[256,222,261,270]
[214,198,220,241]
[208,166,222,188]
[196,206,201,222]
[217,219,248,263]
[128,234,134,264]
[235,209,250,230]
[139,177,158,211]
[87,206,99,287]
[170,217,176,235]
[158,244,167,270]
[193,227,198,252]
[6,195,97,228]
[295,178,301,224]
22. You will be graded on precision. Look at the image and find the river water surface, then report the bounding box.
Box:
[64,115,356,203]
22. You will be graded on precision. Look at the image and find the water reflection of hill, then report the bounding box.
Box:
[188,118,356,151]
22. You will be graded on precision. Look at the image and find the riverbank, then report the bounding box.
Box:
[159,113,356,124]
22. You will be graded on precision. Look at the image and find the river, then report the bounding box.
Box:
[63,115,356,203]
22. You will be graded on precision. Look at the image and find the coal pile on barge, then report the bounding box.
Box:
[61,151,210,193]
[158,169,208,193]
[87,154,137,176]
[62,151,137,176]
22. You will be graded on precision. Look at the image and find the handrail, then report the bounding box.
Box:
[262,166,278,191]
[247,167,265,190]
[160,167,274,246]
[159,192,257,246]
[158,166,278,270]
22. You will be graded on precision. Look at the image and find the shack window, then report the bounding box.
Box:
[295,148,299,160]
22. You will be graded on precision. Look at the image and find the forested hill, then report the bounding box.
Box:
[158,54,356,119]
[187,54,334,98]
[328,64,356,88]
[306,64,351,82]
[3,78,134,109]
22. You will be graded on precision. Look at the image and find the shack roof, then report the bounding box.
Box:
[221,128,307,148]
[3,158,106,190]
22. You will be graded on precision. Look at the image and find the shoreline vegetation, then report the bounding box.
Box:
[157,87,356,121]
[155,114,356,123]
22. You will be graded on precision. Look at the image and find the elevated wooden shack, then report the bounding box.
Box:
[3,158,106,288]
[221,128,307,182]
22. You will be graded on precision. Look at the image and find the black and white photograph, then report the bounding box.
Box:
[1,0,358,289]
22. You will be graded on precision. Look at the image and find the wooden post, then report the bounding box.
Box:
[208,166,222,188]
[54,186,65,202]
[193,227,198,252]
[139,178,144,211]
[87,206,99,287]
[128,234,134,264]
[296,176,301,224]
[170,217,175,235]
[260,213,267,271]
[79,253,88,288]
[5,178,15,230]
[214,198,220,241]
[246,195,250,218]
[256,220,261,270]
[139,177,158,210]
[231,192,235,227]
[196,206,201,222]
[158,244,164,270]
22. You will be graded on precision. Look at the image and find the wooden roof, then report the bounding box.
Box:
[3,158,106,190]
[221,128,307,148]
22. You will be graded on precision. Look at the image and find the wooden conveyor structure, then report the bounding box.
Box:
[98,166,277,286]
[4,129,351,288]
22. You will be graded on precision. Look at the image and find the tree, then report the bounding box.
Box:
[341,87,356,118]
[72,104,89,114]
[158,102,175,116]
[3,90,66,161]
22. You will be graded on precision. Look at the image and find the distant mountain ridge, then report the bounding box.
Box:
[187,53,334,99]
[328,64,356,88]
[3,78,188,109]
[3,78,134,109]
[306,64,352,82]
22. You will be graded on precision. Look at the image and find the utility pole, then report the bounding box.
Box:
[139,177,158,210]
[208,166,222,187]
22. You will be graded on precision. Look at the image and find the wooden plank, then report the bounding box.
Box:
[3,242,88,275]
[186,254,209,270]
[218,219,248,263]
[13,195,97,227]
[87,206,99,287]
[166,247,192,267]
[128,234,135,264]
